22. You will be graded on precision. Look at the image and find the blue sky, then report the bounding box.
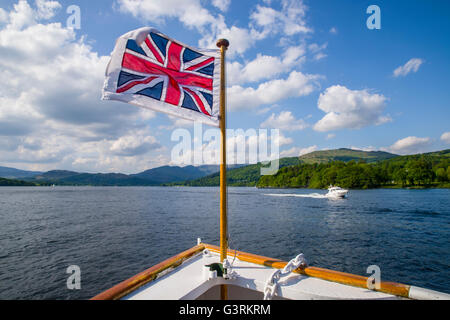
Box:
[0,0,449,173]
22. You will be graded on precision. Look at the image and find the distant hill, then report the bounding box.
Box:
[298,148,397,164]
[18,165,225,186]
[170,157,301,186]
[0,166,42,179]
[49,173,156,186]
[132,165,220,184]
[33,170,80,181]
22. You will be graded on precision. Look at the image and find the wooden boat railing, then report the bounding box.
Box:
[91,244,206,300]
[91,243,418,300]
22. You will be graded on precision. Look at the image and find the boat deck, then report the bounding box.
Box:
[123,248,401,300]
[92,243,449,300]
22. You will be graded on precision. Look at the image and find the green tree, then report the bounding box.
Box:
[436,167,447,182]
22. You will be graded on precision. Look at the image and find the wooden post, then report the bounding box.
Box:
[217,39,229,262]
[216,38,229,301]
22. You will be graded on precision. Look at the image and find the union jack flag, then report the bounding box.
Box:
[103,27,220,127]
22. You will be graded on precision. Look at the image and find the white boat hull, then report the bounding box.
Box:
[326,190,348,198]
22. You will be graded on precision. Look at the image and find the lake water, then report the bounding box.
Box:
[0,186,449,299]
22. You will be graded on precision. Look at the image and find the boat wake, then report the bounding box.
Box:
[264,193,328,199]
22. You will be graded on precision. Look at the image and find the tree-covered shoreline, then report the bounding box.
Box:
[173,149,450,189]
[0,177,42,186]
[257,157,450,189]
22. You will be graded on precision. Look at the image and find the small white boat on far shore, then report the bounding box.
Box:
[326,186,348,198]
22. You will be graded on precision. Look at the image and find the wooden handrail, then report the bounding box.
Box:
[91,242,411,300]
[91,244,205,300]
[204,244,411,298]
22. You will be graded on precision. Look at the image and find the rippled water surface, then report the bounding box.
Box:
[0,186,449,299]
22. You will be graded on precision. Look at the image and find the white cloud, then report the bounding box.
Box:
[117,0,313,59]
[158,115,196,130]
[255,104,281,115]
[308,43,327,60]
[387,136,431,155]
[213,25,255,55]
[313,52,327,61]
[441,132,450,144]
[229,71,321,110]
[326,133,335,140]
[227,45,305,84]
[393,58,424,77]
[197,17,258,56]
[349,146,377,152]
[212,0,231,12]
[0,8,9,24]
[110,129,161,156]
[170,128,290,165]
[329,27,337,34]
[280,145,317,157]
[261,111,308,131]
[313,85,391,132]
[116,0,254,56]
[308,42,327,53]
[250,0,312,37]
[116,0,215,30]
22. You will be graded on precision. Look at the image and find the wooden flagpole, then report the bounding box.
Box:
[216,38,229,300]
[217,38,229,262]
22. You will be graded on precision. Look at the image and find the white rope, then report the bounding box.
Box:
[222,258,236,280]
[263,253,307,300]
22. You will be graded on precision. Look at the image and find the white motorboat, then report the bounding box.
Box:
[326,186,348,198]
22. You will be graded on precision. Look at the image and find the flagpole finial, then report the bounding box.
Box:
[216,39,229,49]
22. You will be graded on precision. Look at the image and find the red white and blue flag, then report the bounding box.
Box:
[103,27,220,127]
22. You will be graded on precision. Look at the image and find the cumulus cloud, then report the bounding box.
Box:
[110,130,161,156]
[115,0,215,30]
[261,111,308,131]
[441,132,450,144]
[116,0,314,62]
[250,0,312,37]
[199,0,314,56]
[212,0,231,12]
[387,136,431,155]
[204,24,257,56]
[313,85,391,132]
[0,1,162,173]
[227,45,305,84]
[229,71,321,110]
[393,58,424,77]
